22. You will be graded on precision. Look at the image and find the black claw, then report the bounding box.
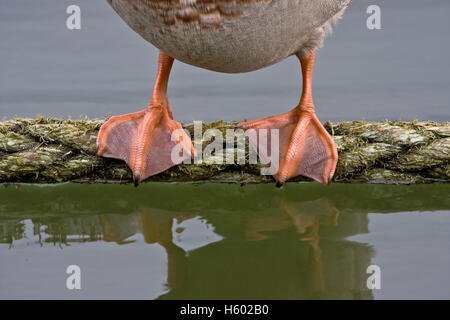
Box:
[133,174,141,188]
[327,174,333,185]
[276,181,284,189]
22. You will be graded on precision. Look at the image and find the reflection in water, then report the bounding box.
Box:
[96,197,342,298]
[100,209,195,292]
[246,197,339,293]
[0,183,449,299]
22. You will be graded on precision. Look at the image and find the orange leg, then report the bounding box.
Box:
[97,51,194,186]
[238,50,338,186]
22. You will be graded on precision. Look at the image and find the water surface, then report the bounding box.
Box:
[0,182,449,299]
[1,0,449,122]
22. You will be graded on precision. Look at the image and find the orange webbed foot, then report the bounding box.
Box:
[97,105,193,186]
[238,109,338,186]
[239,50,338,186]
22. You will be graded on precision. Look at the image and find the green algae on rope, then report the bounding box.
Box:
[0,117,449,184]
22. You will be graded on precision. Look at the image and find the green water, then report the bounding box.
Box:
[0,182,449,299]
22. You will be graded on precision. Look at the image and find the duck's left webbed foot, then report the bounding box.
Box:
[238,50,338,185]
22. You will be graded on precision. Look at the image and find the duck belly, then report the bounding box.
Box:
[108,0,350,73]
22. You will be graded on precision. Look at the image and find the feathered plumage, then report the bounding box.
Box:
[107,0,351,73]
